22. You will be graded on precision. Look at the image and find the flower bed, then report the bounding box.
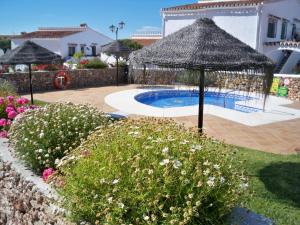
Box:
[56,118,247,224]
[0,95,32,138]
[32,64,63,71]
[78,58,108,69]
[9,103,112,174]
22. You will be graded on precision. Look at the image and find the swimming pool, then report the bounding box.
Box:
[135,90,261,113]
[105,88,300,125]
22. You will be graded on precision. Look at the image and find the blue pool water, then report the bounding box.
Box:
[135,90,261,113]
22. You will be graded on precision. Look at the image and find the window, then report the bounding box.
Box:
[68,46,76,56]
[80,45,85,54]
[281,20,288,39]
[267,17,277,38]
[91,46,97,56]
[292,24,296,37]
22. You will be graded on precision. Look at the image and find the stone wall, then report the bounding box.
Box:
[0,161,73,225]
[1,68,126,93]
[287,78,300,100]
[131,69,177,85]
[131,69,300,101]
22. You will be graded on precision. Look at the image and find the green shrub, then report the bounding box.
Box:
[73,52,84,61]
[120,39,143,51]
[9,103,112,173]
[56,118,247,224]
[83,58,108,69]
[0,79,17,97]
[0,38,11,51]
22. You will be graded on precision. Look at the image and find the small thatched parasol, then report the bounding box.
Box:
[101,40,131,86]
[0,40,62,104]
[102,40,131,57]
[129,18,275,133]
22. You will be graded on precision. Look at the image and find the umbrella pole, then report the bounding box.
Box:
[28,64,34,105]
[198,69,205,133]
[143,64,146,85]
[116,57,119,86]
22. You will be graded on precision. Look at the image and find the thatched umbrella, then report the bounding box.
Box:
[130,18,275,133]
[0,40,61,104]
[101,40,131,86]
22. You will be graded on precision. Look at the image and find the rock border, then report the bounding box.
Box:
[0,138,73,225]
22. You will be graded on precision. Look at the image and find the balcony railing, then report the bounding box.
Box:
[264,41,281,46]
[279,41,300,48]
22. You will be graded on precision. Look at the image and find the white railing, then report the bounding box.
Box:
[274,74,300,78]
[279,41,300,51]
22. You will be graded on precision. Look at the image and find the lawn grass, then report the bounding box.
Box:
[235,147,300,225]
[32,99,48,107]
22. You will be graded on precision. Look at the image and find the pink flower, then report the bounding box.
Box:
[17,98,24,105]
[7,110,17,119]
[0,97,4,105]
[42,168,54,182]
[0,130,8,138]
[16,97,29,105]
[0,119,6,127]
[29,105,37,110]
[5,106,15,113]
[6,119,12,126]
[22,98,29,104]
[17,106,26,113]
[7,96,14,102]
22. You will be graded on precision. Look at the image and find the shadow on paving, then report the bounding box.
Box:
[259,162,300,208]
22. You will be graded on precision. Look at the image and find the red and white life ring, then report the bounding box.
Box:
[53,71,70,89]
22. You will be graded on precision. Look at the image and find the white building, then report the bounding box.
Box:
[162,0,300,74]
[11,24,113,59]
[131,26,162,46]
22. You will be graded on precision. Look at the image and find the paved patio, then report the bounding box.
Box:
[25,85,300,155]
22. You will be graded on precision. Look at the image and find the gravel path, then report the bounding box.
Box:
[0,139,74,225]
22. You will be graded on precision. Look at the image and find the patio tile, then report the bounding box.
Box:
[24,85,300,155]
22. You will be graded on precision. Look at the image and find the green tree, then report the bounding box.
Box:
[0,39,11,52]
[120,39,143,51]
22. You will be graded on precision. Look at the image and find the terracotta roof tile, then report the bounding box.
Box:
[18,30,82,39]
[132,39,160,46]
[162,0,264,11]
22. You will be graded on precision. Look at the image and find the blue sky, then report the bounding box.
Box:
[0,0,193,39]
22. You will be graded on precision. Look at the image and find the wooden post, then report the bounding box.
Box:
[198,68,205,133]
[28,64,34,104]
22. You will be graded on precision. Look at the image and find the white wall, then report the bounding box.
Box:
[281,51,300,74]
[11,27,113,59]
[163,7,259,49]
[60,28,112,58]
[258,0,300,72]
[265,47,284,64]
[162,0,300,73]
[259,0,300,50]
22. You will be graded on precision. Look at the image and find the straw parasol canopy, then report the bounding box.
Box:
[0,40,61,65]
[129,18,275,132]
[0,40,62,104]
[130,18,274,70]
[101,40,131,58]
[101,40,132,86]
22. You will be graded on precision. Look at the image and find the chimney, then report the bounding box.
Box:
[80,23,87,28]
